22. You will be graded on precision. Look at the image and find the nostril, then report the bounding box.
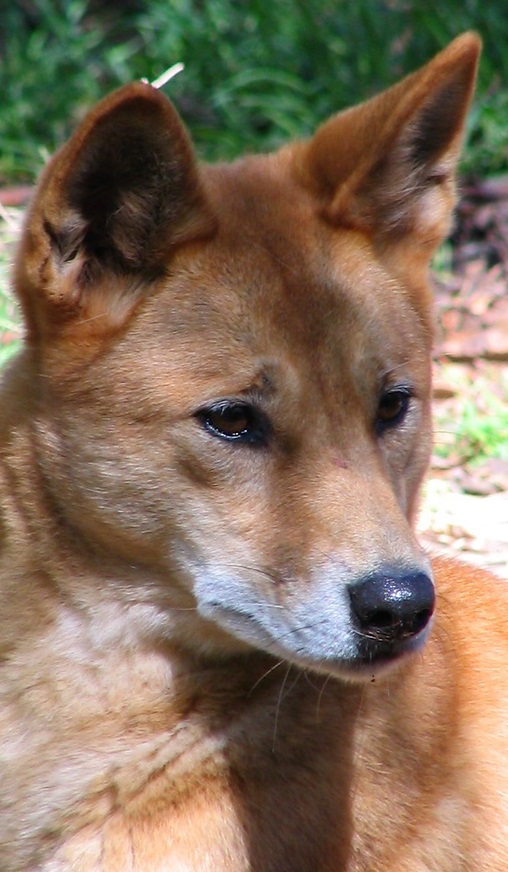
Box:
[364,607,399,631]
[349,571,435,642]
[408,604,433,636]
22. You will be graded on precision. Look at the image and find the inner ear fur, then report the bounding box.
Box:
[297,33,481,251]
[16,83,215,337]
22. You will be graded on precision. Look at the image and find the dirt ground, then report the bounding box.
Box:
[1,179,508,578]
[418,177,508,579]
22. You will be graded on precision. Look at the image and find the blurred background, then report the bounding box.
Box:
[1,0,508,181]
[0,0,507,572]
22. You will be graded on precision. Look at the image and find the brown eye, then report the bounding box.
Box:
[196,402,268,445]
[376,388,411,433]
[207,405,250,437]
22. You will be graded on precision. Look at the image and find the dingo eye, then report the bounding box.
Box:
[196,402,268,445]
[376,388,411,433]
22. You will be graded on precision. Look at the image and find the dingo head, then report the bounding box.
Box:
[13,34,480,679]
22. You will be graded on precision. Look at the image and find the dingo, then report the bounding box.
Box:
[2,32,507,871]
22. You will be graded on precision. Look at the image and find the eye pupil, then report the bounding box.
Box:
[197,401,267,445]
[207,405,250,437]
[376,389,410,432]
[378,394,404,421]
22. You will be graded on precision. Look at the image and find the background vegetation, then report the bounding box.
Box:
[1,0,508,183]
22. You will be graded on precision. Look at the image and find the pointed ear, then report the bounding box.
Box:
[297,33,480,257]
[16,82,215,339]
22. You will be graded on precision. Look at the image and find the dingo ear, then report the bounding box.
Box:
[16,83,215,339]
[298,33,480,257]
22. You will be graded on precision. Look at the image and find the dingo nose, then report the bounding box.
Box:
[349,571,435,641]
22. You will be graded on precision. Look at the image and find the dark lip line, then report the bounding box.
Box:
[201,601,430,678]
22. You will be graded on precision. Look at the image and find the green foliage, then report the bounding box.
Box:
[435,384,508,464]
[0,215,22,366]
[1,0,508,180]
[0,0,139,181]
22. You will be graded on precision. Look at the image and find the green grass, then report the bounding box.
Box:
[434,379,508,465]
[0,211,23,367]
[0,1,139,181]
[2,1,508,181]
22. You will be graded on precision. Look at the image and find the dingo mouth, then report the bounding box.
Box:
[198,566,434,680]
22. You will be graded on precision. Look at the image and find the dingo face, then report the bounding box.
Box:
[12,35,479,680]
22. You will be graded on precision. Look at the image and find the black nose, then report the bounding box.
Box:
[349,571,435,642]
